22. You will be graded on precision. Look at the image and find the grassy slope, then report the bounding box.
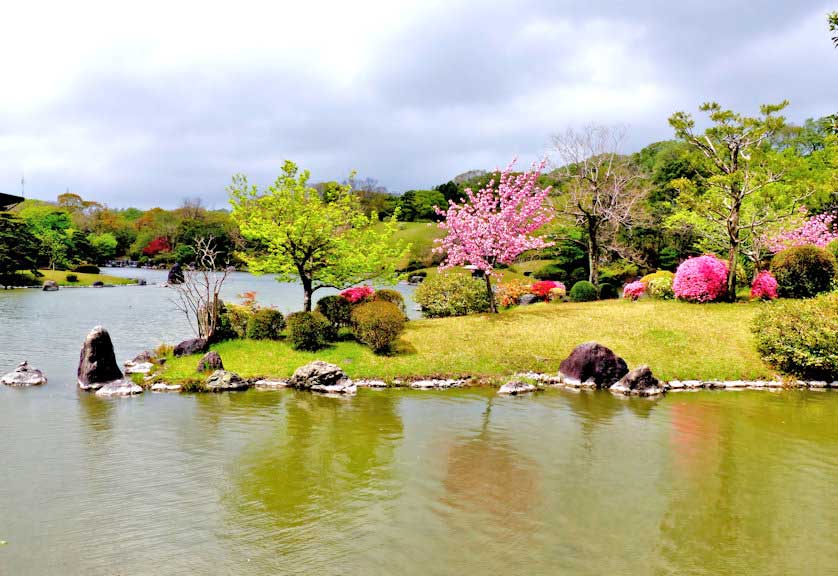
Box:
[162,299,769,384]
[29,270,137,286]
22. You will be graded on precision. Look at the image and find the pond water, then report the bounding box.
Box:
[1,272,838,575]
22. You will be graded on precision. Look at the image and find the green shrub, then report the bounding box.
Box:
[286,311,331,351]
[246,308,285,340]
[598,282,617,300]
[316,295,353,328]
[414,272,490,317]
[373,288,406,315]
[770,245,837,298]
[569,280,598,302]
[826,239,838,262]
[641,270,675,300]
[65,273,79,283]
[569,267,588,284]
[72,263,100,274]
[752,293,838,380]
[209,301,237,342]
[599,260,639,286]
[223,304,252,338]
[351,300,406,353]
[532,263,566,281]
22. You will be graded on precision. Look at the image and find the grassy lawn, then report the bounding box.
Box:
[26,270,137,286]
[162,299,770,384]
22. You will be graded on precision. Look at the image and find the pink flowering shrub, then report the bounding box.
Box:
[766,211,838,253]
[622,281,646,301]
[340,285,375,304]
[530,280,562,299]
[672,255,729,302]
[750,270,778,300]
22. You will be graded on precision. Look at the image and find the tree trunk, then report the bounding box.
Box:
[587,234,599,287]
[302,275,313,312]
[726,199,741,301]
[485,273,497,313]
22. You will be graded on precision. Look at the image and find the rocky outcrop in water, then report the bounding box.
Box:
[96,380,143,396]
[197,351,223,373]
[205,370,250,392]
[290,361,356,394]
[1,361,47,386]
[498,380,537,395]
[173,338,208,357]
[559,342,628,389]
[42,280,59,291]
[610,366,664,396]
[167,263,185,285]
[78,326,128,391]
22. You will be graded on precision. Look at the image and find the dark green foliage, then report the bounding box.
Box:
[222,304,251,338]
[569,267,588,285]
[286,311,331,351]
[599,260,639,286]
[826,239,838,262]
[598,283,617,300]
[753,293,838,379]
[569,280,598,302]
[532,263,566,281]
[414,273,490,317]
[245,308,285,340]
[0,213,39,286]
[65,274,79,283]
[72,263,100,274]
[373,288,406,314]
[770,245,836,298]
[658,247,680,270]
[351,300,406,353]
[315,295,353,328]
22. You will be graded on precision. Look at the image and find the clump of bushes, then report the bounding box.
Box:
[414,272,489,317]
[750,270,778,300]
[73,263,100,274]
[622,281,646,300]
[641,270,675,300]
[65,273,79,283]
[569,280,597,302]
[548,286,566,302]
[752,293,838,380]
[316,295,354,330]
[770,245,836,299]
[497,279,531,308]
[673,255,728,302]
[286,311,331,351]
[245,308,285,340]
[599,260,639,286]
[598,282,617,300]
[351,300,406,353]
[530,280,564,300]
[532,263,566,281]
[373,288,406,315]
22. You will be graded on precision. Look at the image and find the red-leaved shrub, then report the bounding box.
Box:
[673,255,728,302]
[530,280,563,299]
[750,270,778,300]
[143,236,171,256]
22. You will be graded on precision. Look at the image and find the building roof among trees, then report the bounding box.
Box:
[0,192,24,210]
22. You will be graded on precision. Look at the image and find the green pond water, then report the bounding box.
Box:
[1,270,837,574]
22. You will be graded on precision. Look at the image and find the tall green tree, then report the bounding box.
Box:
[0,213,39,287]
[229,161,408,311]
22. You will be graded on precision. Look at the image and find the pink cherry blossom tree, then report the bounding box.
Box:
[765,210,838,253]
[434,159,554,313]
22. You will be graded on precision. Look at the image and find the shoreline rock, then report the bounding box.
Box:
[610,366,664,397]
[205,370,250,392]
[498,381,537,395]
[1,361,47,387]
[77,326,129,392]
[290,361,356,394]
[559,342,628,389]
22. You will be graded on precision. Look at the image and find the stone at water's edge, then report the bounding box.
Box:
[205,370,250,392]
[77,326,126,391]
[559,342,628,388]
[197,351,223,373]
[610,365,664,397]
[96,380,143,396]
[42,280,59,291]
[498,381,537,395]
[1,361,47,386]
[290,361,355,394]
[174,338,208,357]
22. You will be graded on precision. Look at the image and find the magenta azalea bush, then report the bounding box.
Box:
[340,285,374,303]
[672,255,729,302]
[530,280,564,299]
[750,270,778,300]
[766,211,838,253]
[622,281,646,301]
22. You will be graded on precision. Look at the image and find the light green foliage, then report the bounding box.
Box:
[641,270,675,299]
[350,300,406,353]
[229,161,409,311]
[87,232,118,261]
[373,289,406,314]
[413,271,490,317]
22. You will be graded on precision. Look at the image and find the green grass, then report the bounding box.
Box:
[162,299,771,385]
[378,220,445,269]
[27,269,137,286]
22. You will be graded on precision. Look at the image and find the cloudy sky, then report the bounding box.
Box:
[1,0,835,208]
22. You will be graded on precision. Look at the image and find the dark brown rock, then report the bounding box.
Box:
[42,280,59,291]
[77,326,125,390]
[559,342,628,388]
[610,365,664,396]
[197,351,224,373]
[173,338,208,357]
[205,370,249,392]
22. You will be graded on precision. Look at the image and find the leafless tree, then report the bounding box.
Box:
[179,197,206,220]
[170,236,231,340]
[551,124,648,286]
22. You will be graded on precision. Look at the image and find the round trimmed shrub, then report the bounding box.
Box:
[569,280,597,302]
[373,288,406,314]
[750,270,778,300]
[752,293,838,380]
[673,255,728,302]
[351,300,406,353]
[72,263,100,274]
[286,311,331,351]
[245,308,285,340]
[622,281,646,300]
[598,282,618,300]
[65,273,79,283]
[223,303,252,338]
[414,272,490,318]
[641,270,675,300]
[315,295,353,328]
[770,245,836,299]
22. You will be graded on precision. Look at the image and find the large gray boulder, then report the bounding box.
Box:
[78,326,126,391]
[290,361,355,394]
[197,351,223,373]
[1,361,47,387]
[96,380,143,397]
[205,370,250,392]
[559,342,628,389]
[610,365,665,397]
[498,380,536,395]
[42,280,59,291]
[173,338,208,357]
